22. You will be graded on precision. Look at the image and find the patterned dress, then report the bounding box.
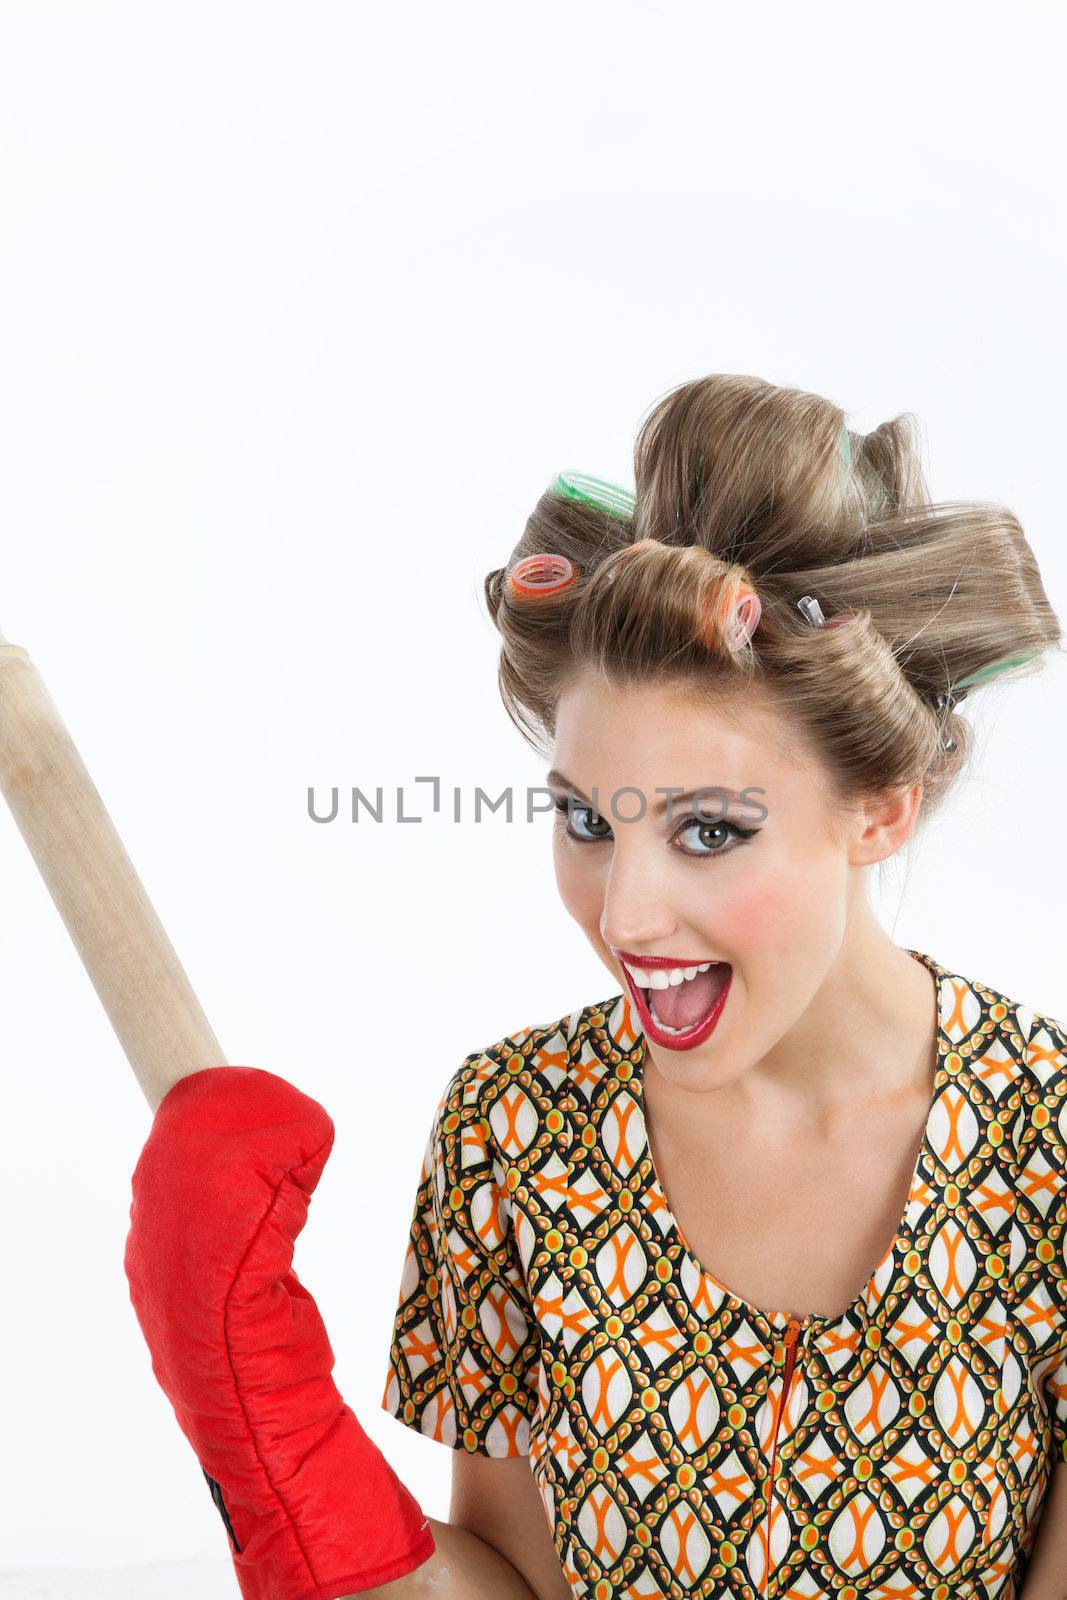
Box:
[381,949,1067,1598]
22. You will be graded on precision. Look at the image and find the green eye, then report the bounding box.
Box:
[675,819,757,857]
[552,797,612,840]
[551,470,636,521]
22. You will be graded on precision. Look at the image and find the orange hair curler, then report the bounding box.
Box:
[508,552,577,600]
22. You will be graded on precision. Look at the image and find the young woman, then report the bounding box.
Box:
[13,371,1059,1600]
[377,374,1067,1599]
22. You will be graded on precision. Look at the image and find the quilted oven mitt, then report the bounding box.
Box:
[124,1064,435,1600]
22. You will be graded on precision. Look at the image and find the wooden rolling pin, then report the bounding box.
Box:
[0,624,226,1115]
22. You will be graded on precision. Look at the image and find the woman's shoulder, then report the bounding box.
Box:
[967,966,1065,1087]
[929,953,1064,1080]
[431,988,632,1125]
[950,964,1067,1175]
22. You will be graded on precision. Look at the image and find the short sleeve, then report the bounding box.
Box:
[1028,1007,1067,1465]
[381,1054,543,1457]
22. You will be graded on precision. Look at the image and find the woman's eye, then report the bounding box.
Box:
[551,797,757,858]
[552,797,613,841]
[675,818,756,857]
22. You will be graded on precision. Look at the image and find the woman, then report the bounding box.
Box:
[92,371,1066,1600]
[378,375,1067,1598]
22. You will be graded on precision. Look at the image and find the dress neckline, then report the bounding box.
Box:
[625,947,950,1342]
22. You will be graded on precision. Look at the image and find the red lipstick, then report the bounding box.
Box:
[613,948,722,969]
[611,948,732,1052]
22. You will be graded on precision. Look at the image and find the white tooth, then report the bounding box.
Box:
[626,959,721,989]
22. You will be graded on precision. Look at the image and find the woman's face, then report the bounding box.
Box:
[548,669,912,1093]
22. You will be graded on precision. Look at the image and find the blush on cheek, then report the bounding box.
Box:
[719,857,843,976]
[718,882,803,949]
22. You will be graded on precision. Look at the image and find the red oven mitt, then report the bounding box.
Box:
[124,1065,434,1600]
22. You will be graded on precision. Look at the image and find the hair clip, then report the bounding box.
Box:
[797,594,857,630]
[797,595,826,628]
[507,552,578,601]
[551,470,636,521]
[935,691,961,750]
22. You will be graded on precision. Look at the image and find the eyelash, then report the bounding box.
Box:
[551,796,759,859]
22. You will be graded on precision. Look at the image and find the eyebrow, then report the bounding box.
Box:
[545,768,747,814]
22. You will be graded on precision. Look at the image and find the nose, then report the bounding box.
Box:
[599,846,678,954]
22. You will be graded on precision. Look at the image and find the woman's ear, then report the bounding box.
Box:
[850,781,926,866]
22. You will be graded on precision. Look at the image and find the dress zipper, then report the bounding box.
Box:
[763,1316,804,1597]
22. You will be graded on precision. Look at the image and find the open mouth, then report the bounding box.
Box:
[616,953,733,1047]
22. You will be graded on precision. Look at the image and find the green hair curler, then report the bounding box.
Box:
[827,424,852,518]
[936,650,1043,721]
[551,470,636,521]
[839,424,852,468]
[950,651,1042,694]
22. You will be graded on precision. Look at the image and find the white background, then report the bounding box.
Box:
[1,1,1065,1589]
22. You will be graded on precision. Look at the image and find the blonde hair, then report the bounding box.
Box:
[483,374,1064,827]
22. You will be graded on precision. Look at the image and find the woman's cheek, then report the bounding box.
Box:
[713,883,790,940]
[553,835,598,927]
[714,847,847,965]
[713,877,805,953]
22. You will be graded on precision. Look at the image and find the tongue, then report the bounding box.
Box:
[649,965,729,1029]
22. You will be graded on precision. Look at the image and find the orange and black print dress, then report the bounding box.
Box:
[381,950,1067,1599]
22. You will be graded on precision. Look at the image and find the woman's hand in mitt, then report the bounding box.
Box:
[123,1064,435,1600]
